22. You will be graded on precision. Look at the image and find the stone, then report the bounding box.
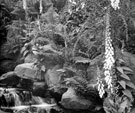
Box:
[44,65,63,87]
[0,71,20,87]
[14,63,42,81]
[0,71,17,80]
[61,87,92,110]
[32,82,47,97]
[24,54,37,63]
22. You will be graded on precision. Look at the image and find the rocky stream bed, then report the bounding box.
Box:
[0,65,105,113]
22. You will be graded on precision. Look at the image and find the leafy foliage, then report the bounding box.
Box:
[1,0,135,113]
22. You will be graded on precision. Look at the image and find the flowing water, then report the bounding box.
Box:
[0,87,57,113]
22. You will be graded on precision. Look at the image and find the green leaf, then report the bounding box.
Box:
[124,71,133,75]
[118,81,126,89]
[64,67,77,73]
[122,89,133,100]
[55,23,64,32]
[120,73,130,80]
[122,67,133,72]
[42,44,62,55]
[21,46,26,54]
[23,50,29,57]
[75,57,91,63]
[13,48,18,53]
[119,59,125,63]
[41,65,46,72]
[90,54,102,65]
[117,66,124,74]
[42,44,52,51]
[118,99,128,113]
[56,69,66,72]
[108,98,114,105]
[123,51,135,66]
[36,37,49,43]
[126,82,135,89]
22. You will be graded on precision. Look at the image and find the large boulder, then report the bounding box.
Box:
[44,65,63,87]
[61,87,92,110]
[0,71,34,89]
[0,71,20,87]
[32,82,48,97]
[24,54,37,63]
[14,63,43,81]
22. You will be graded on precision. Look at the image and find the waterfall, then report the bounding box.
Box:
[11,92,22,106]
[0,88,56,113]
[32,96,46,104]
[0,88,22,107]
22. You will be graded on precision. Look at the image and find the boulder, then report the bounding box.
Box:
[24,54,37,63]
[0,71,34,89]
[0,71,17,80]
[61,87,92,110]
[0,71,20,87]
[44,65,63,87]
[19,78,34,89]
[14,63,43,81]
[32,82,48,97]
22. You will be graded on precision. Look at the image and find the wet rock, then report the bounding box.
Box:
[61,87,92,110]
[44,65,63,87]
[0,71,33,89]
[19,78,33,90]
[32,82,48,97]
[0,71,20,87]
[14,63,43,81]
[24,54,37,63]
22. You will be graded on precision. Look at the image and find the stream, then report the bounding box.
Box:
[0,87,58,113]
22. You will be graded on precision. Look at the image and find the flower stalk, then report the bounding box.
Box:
[98,6,116,98]
[104,7,115,93]
[40,0,43,14]
[23,0,27,10]
[110,0,120,10]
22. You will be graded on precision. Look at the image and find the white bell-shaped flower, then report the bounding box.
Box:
[110,0,120,10]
